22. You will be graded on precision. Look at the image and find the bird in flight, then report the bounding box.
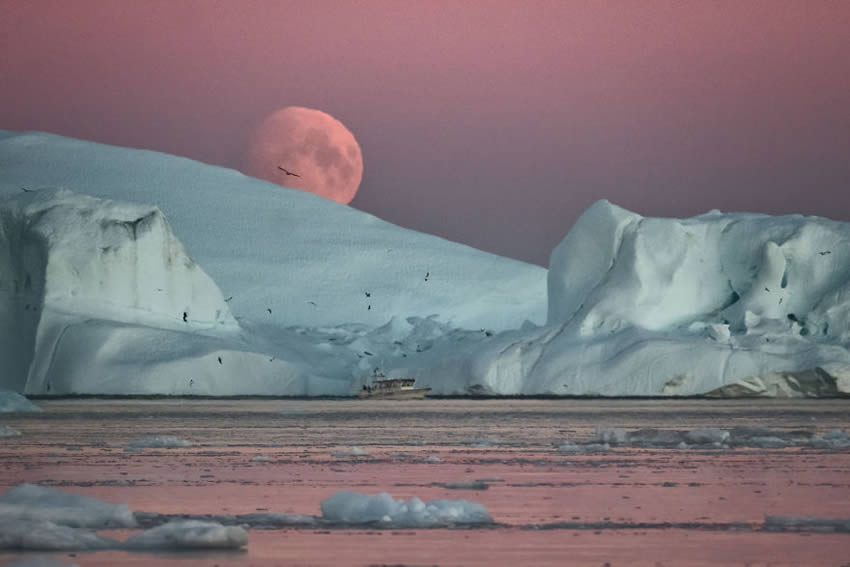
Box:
[278,166,301,177]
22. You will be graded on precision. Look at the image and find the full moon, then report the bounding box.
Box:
[243,107,363,204]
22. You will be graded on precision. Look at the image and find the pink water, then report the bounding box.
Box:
[1,398,849,565]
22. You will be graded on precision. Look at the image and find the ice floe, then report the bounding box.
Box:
[0,484,136,529]
[0,390,41,412]
[0,425,22,437]
[320,491,492,527]
[125,436,192,450]
[124,520,247,550]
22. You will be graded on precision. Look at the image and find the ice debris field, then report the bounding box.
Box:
[1,130,850,397]
[0,483,491,553]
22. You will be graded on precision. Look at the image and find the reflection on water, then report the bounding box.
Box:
[1,398,849,565]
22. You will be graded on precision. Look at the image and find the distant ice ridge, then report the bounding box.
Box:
[320,491,492,527]
[416,200,850,395]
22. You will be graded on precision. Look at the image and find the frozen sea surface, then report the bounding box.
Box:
[1,398,849,565]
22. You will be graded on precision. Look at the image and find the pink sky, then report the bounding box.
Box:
[2,0,848,265]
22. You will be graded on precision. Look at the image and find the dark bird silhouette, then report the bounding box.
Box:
[308,301,317,306]
[20,187,33,193]
[819,250,832,256]
[277,166,301,177]
[365,291,371,298]
[267,308,272,314]
[367,304,371,310]
[425,271,430,281]
[218,357,222,364]
[224,296,233,302]
[182,311,188,323]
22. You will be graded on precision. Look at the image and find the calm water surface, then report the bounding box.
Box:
[1,398,849,566]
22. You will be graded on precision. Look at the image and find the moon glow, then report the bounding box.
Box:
[244,107,363,204]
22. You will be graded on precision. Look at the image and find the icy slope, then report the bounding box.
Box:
[389,201,850,395]
[0,131,546,331]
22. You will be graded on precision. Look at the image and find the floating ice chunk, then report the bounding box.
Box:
[0,390,41,413]
[707,323,731,342]
[8,557,80,567]
[0,484,136,529]
[125,436,191,450]
[557,442,610,453]
[250,455,270,462]
[124,520,247,550]
[467,437,502,447]
[764,516,850,533]
[747,436,790,448]
[595,426,627,444]
[626,429,687,446]
[331,446,367,457]
[424,455,441,463]
[0,519,114,551]
[809,429,850,449]
[438,481,489,490]
[0,425,21,437]
[320,491,492,527]
[685,428,730,445]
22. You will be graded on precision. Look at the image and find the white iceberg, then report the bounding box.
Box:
[0,389,41,412]
[320,491,492,527]
[0,520,113,551]
[0,484,136,529]
[1,132,850,397]
[125,436,192,450]
[124,520,247,550]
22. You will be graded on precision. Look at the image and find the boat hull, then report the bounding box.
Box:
[356,388,431,400]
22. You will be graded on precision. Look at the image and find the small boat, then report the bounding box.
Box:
[357,378,431,400]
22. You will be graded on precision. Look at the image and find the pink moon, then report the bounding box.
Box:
[243,107,363,204]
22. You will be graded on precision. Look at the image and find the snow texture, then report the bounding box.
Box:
[125,436,192,450]
[0,389,41,412]
[0,484,136,529]
[320,491,492,527]
[123,520,247,550]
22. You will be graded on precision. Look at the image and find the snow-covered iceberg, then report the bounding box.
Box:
[1,131,849,397]
[413,200,850,395]
[0,130,546,332]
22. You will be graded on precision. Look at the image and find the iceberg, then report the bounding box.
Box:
[1,132,849,397]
